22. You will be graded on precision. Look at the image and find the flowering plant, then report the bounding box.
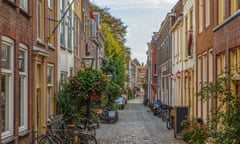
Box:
[57,69,108,115]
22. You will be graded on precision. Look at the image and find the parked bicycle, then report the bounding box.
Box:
[166,107,175,130]
[158,104,169,121]
[31,116,63,144]
[31,114,98,144]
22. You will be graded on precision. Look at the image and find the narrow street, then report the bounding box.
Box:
[96,97,183,144]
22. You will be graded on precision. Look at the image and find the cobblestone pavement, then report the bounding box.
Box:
[96,97,184,144]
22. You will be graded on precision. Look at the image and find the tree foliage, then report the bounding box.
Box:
[90,4,128,89]
[90,4,127,43]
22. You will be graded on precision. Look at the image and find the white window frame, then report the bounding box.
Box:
[1,36,14,139]
[59,1,65,46]
[199,0,203,33]
[203,52,207,83]
[19,0,28,12]
[48,0,52,9]
[47,65,54,119]
[18,43,28,132]
[205,0,210,27]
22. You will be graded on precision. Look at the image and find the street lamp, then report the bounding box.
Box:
[82,53,95,123]
[82,52,94,69]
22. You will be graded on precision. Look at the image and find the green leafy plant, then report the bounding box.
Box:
[182,118,209,144]
[57,69,109,120]
[196,71,240,144]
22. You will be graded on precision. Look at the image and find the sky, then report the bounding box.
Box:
[91,0,178,64]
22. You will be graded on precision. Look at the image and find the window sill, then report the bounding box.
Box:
[2,136,16,144]
[19,129,31,137]
[19,8,31,19]
[60,46,67,50]
[48,44,56,51]
[68,49,73,53]
[74,56,81,60]
[36,39,46,47]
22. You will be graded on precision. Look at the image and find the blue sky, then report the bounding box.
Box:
[91,0,178,64]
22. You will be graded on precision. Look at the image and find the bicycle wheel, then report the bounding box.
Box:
[77,133,97,144]
[32,134,61,144]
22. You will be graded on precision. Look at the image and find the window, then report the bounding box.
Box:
[37,0,44,40]
[205,0,210,27]
[19,0,28,12]
[218,0,225,24]
[230,0,240,15]
[203,53,207,82]
[1,36,14,138]
[18,44,28,131]
[185,15,188,58]
[48,0,55,45]
[199,0,203,33]
[197,56,202,118]
[74,15,81,57]
[217,53,225,77]
[60,1,64,46]
[59,71,68,89]
[47,66,54,118]
[48,0,52,9]
[208,49,213,119]
[230,48,240,73]
[209,50,213,82]
[1,43,10,69]
[67,9,73,50]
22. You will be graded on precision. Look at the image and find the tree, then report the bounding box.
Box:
[90,4,127,43]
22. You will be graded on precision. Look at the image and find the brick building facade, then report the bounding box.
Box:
[0,0,33,143]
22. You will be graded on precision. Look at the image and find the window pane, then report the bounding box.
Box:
[19,50,25,72]
[19,76,25,127]
[19,0,28,12]
[47,87,52,118]
[1,44,10,69]
[48,0,52,8]
[47,67,52,84]
[1,75,9,132]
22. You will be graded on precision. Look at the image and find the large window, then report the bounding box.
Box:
[47,65,54,118]
[205,0,210,27]
[199,0,203,33]
[218,0,225,24]
[74,15,81,57]
[37,0,44,40]
[19,44,28,131]
[217,53,226,77]
[60,1,65,46]
[1,36,14,138]
[48,0,54,45]
[230,0,240,15]
[67,9,73,50]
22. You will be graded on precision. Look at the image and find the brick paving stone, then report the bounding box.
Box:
[96,99,183,144]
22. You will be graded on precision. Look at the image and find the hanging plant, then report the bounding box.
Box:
[57,69,109,116]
